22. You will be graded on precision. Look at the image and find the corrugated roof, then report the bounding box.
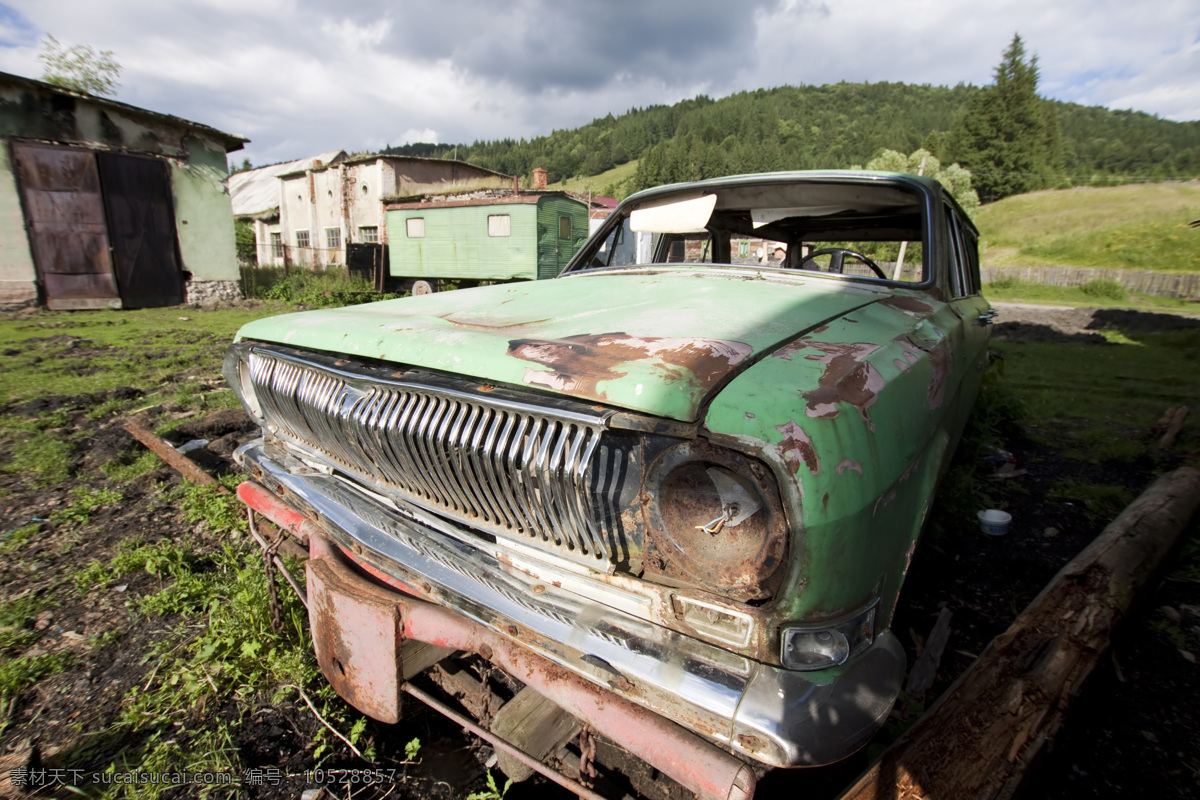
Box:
[385,192,579,211]
[229,150,345,217]
[0,70,248,151]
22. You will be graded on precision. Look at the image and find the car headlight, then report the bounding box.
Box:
[223,344,265,425]
[780,602,877,671]
[641,439,788,602]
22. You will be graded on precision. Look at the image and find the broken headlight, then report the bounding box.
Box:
[640,439,787,602]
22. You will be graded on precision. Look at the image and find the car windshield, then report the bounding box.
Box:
[573,178,928,283]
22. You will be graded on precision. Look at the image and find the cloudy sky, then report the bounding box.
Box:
[0,0,1196,168]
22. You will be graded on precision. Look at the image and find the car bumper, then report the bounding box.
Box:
[236,438,905,769]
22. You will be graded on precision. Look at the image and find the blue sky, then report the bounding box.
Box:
[1,0,1196,167]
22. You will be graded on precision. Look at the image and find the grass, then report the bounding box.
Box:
[992,326,1200,463]
[546,159,640,200]
[982,276,1195,313]
[976,182,1200,271]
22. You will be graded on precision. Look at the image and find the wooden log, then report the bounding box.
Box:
[838,467,1200,800]
[124,419,224,490]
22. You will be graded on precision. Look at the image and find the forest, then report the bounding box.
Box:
[382,77,1200,200]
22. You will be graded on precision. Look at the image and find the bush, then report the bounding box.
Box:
[988,272,1022,290]
[1080,279,1127,301]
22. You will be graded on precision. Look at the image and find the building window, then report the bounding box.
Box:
[559,215,571,239]
[296,230,310,249]
[326,227,341,250]
[359,226,379,244]
[407,218,425,238]
[488,214,511,237]
[270,232,283,260]
[738,241,750,258]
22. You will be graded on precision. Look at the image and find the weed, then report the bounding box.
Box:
[0,523,40,554]
[4,433,71,485]
[1081,279,1127,301]
[50,486,124,529]
[178,481,248,535]
[466,770,513,800]
[0,595,45,628]
[404,736,421,762]
[102,450,163,483]
[1045,478,1135,525]
[0,652,73,708]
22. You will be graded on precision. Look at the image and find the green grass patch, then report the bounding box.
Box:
[3,433,71,486]
[101,450,163,483]
[982,277,1194,312]
[976,182,1200,271]
[547,159,640,200]
[992,327,1200,461]
[0,651,73,709]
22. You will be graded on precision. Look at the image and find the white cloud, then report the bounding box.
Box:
[0,0,1193,166]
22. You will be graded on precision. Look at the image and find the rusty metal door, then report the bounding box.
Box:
[97,152,184,308]
[12,142,122,310]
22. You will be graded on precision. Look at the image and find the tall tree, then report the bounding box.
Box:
[38,34,120,96]
[950,34,1052,202]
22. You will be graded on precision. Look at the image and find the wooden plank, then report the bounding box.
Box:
[838,467,1200,800]
[492,686,582,783]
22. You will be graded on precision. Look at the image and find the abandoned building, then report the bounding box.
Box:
[271,155,511,269]
[228,150,346,267]
[0,71,247,310]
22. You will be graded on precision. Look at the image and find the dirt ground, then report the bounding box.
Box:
[0,302,1196,800]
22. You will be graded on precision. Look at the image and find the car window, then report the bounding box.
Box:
[575,181,927,283]
[945,205,981,298]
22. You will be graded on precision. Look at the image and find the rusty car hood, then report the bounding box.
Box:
[234,271,890,421]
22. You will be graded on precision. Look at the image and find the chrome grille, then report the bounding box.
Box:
[246,349,621,564]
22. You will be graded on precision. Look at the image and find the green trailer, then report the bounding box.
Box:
[385,193,589,294]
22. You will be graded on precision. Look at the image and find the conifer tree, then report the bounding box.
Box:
[950,34,1053,202]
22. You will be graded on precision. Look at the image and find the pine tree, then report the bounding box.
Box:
[950,34,1051,202]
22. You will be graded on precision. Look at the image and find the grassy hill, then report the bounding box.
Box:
[546,160,639,199]
[976,182,1200,272]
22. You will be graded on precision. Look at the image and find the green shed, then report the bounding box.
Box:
[385,193,588,293]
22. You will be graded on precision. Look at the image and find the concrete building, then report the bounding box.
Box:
[0,71,247,309]
[229,150,346,267]
[277,155,511,268]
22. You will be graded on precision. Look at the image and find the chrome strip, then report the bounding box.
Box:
[245,348,618,567]
[238,439,905,768]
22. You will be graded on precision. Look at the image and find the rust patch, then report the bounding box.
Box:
[775,420,820,475]
[800,342,884,428]
[927,338,951,409]
[880,295,933,314]
[835,459,863,475]
[508,332,752,401]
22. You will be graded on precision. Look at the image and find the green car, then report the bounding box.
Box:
[225,172,990,800]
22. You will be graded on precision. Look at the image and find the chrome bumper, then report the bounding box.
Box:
[236,438,904,768]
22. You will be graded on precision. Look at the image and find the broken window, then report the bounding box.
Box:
[326,228,341,250]
[359,226,379,244]
[296,230,310,249]
[270,232,282,260]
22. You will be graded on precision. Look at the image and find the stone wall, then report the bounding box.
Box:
[185,280,242,306]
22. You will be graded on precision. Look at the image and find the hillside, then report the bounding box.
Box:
[383,82,1200,195]
[975,182,1200,271]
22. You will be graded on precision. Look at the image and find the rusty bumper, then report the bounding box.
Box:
[235,439,904,771]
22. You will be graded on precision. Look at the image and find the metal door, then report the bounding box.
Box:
[12,142,121,310]
[97,152,184,308]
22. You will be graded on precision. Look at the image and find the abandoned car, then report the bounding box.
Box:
[225,171,990,800]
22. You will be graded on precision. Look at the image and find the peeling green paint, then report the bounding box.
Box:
[704,295,969,626]
[234,271,881,421]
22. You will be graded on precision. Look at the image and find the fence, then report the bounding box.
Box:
[982,265,1200,299]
